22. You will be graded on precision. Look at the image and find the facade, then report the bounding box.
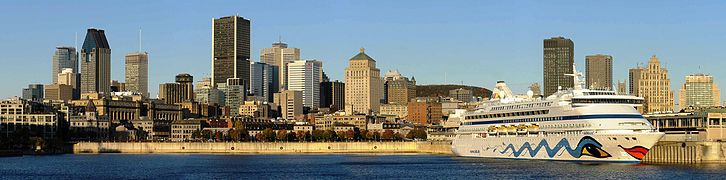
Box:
[543,37,574,96]
[80,28,112,96]
[69,99,182,122]
[408,100,443,125]
[384,70,416,105]
[315,113,373,131]
[125,52,149,98]
[585,54,613,89]
[380,104,408,119]
[171,120,201,141]
[212,15,251,88]
[636,55,675,114]
[260,42,300,89]
[0,98,60,139]
[344,48,383,114]
[628,68,643,95]
[239,100,270,118]
[250,62,279,102]
[57,68,79,99]
[320,80,345,111]
[52,47,78,84]
[22,84,44,101]
[158,74,194,104]
[679,74,720,110]
[449,88,473,103]
[645,108,726,141]
[194,77,223,105]
[220,78,245,117]
[44,84,73,101]
[287,60,323,110]
[273,90,302,120]
[617,80,627,95]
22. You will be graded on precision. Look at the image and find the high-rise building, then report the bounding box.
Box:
[628,68,644,95]
[212,15,251,88]
[617,80,627,95]
[383,70,416,105]
[58,68,79,99]
[220,78,245,117]
[80,28,111,96]
[44,84,73,101]
[273,90,302,120]
[344,48,383,114]
[408,100,443,125]
[51,47,77,84]
[529,83,542,97]
[22,84,44,101]
[260,42,300,90]
[320,80,345,112]
[679,74,721,109]
[125,52,149,98]
[250,62,279,102]
[194,77,224,105]
[287,60,323,110]
[543,37,574,96]
[159,74,194,104]
[635,55,674,113]
[585,54,613,89]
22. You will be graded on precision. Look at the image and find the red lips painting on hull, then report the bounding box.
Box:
[619,145,649,160]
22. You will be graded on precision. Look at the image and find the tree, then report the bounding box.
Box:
[286,132,296,142]
[239,129,250,141]
[393,132,403,141]
[356,129,367,141]
[406,130,415,140]
[312,130,324,142]
[202,130,213,141]
[262,128,276,142]
[276,130,287,141]
[255,133,264,142]
[382,130,394,141]
[304,131,312,142]
[191,130,202,140]
[345,130,355,141]
[296,131,306,142]
[228,129,241,141]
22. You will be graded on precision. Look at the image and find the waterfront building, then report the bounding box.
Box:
[380,103,408,119]
[543,37,574,96]
[320,80,345,112]
[69,98,182,122]
[125,52,149,98]
[449,88,473,103]
[170,120,201,141]
[220,78,245,117]
[260,41,300,89]
[51,47,78,84]
[384,70,416,105]
[315,113,375,131]
[635,55,675,114]
[344,48,383,114]
[628,68,643,95]
[194,77,224,105]
[212,15,251,88]
[679,74,720,109]
[0,97,59,139]
[80,28,112,96]
[644,107,726,141]
[250,62,279,102]
[585,54,613,89]
[159,74,194,104]
[239,100,270,118]
[44,84,73,101]
[273,90,302,120]
[287,60,323,110]
[407,100,443,125]
[22,84,43,101]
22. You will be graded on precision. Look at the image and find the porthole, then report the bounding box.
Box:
[280,147,284,150]
[231,147,235,150]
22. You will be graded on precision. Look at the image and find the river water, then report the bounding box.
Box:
[1,154,724,179]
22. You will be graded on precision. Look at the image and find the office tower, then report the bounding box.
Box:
[159,74,194,104]
[125,52,148,97]
[529,83,542,97]
[194,77,224,105]
[22,84,44,101]
[585,54,613,89]
[260,41,300,90]
[80,28,111,95]
[628,68,644,95]
[287,60,322,110]
[383,70,416,105]
[450,88,473,103]
[274,90,302,120]
[44,84,73,101]
[617,80,627,95]
[58,68,80,99]
[635,55,674,113]
[212,15,251,88]
[221,78,245,117]
[51,47,77,84]
[320,80,345,111]
[679,74,721,109]
[344,48,383,114]
[250,62,279,102]
[110,80,126,92]
[543,37,574,96]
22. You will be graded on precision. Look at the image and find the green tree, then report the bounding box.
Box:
[262,128,276,142]
[286,132,296,142]
[312,130,324,141]
[191,130,202,140]
[239,129,250,141]
[228,129,240,141]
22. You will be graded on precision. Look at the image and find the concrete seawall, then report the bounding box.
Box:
[73,141,454,154]
[643,141,726,164]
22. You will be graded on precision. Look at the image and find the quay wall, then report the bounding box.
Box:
[73,141,454,154]
[643,141,726,164]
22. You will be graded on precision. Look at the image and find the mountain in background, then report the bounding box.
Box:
[416,84,492,98]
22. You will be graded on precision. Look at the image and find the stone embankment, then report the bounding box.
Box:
[73,141,453,154]
[643,141,726,164]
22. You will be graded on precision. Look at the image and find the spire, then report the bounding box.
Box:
[360,47,365,53]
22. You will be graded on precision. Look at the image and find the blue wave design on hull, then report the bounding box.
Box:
[498,136,602,158]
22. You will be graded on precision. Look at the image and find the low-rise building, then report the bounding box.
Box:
[239,100,270,118]
[171,120,201,141]
[380,104,407,119]
[408,100,443,125]
[644,107,726,141]
[0,97,60,139]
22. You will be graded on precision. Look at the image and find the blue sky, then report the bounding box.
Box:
[2,0,726,104]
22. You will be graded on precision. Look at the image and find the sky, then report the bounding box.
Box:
[2,0,726,105]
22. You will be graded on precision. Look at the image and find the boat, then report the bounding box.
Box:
[451,65,664,163]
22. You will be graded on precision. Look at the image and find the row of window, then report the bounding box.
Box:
[465,110,550,120]
[491,102,553,111]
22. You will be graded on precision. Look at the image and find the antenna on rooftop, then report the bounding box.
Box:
[139,27,142,52]
[74,32,78,50]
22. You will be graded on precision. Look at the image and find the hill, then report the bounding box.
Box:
[416,84,492,98]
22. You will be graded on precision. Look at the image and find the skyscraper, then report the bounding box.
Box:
[628,68,643,95]
[274,90,302,120]
[679,74,721,109]
[159,74,194,104]
[543,37,574,96]
[617,80,627,95]
[125,52,148,98]
[212,15,251,88]
[51,47,77,84]
[287,60,323,110]
[80,28,111,96]
[250,62,279,102]
[344,48,383,114]
[636,55,674,113]
[22,84,43,101]
[260,42,300,90]
[585,54,613,89]
[383,70,416,105]
[320,80,345,112]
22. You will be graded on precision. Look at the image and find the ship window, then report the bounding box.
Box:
[632,137,637,140]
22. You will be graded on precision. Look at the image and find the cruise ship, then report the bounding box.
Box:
[452,67,664,163]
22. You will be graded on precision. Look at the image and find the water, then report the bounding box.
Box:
[1,154,725,179]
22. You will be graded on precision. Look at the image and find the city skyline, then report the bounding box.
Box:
[3,1,726,103]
